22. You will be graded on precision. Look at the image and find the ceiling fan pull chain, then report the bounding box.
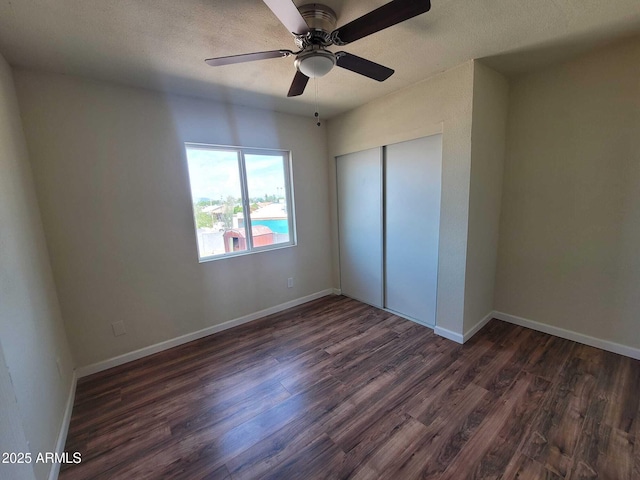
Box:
[315,78,321,127]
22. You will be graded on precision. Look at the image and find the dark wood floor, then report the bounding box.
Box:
[61,295,640,479]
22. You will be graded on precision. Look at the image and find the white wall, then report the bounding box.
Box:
[327,62,474,337]
[495,37,640,349]
[14,70,333,368]
[0,54,74,480]
[0,343,34,480]
[463,62,509,334]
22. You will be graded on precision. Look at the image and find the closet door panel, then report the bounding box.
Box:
[385,134,442,325]
[337,148,383,308]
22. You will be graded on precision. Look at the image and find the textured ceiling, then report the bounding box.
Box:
[0,0,639,118]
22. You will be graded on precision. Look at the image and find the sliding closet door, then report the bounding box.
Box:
[385,134,442,326]
[337,148,383,308]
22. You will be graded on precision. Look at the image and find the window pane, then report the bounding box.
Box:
[185,147,247,259]
[244,153,291,247]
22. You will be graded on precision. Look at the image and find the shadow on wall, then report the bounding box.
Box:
[481,29,640,77]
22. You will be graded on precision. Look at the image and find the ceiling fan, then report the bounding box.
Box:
[205,0,432,97]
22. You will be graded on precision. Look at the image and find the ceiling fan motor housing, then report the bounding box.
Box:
[293,4,338,78]
[295,4,337,48]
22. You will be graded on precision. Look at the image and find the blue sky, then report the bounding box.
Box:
[185,147,287,201]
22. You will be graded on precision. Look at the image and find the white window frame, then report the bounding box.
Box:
[184,142,297,262]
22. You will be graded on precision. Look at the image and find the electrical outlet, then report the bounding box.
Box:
[287,277,294,288]
[112,321,126,337]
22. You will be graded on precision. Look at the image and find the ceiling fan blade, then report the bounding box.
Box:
[205,50,294,66]
[335,52,394,81]
[331,0,431,45]
[263,0,310,35]
[287,71,309,97]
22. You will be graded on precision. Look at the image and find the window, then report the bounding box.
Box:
[184,143,296,261]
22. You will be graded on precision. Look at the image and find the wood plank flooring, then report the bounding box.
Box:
[60,295,640,479]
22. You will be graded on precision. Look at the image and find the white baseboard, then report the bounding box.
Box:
[462,311,494,343]
[332,288,342,295]
[493,311,640,360]
[48,371,77,480]
[77,289,334,377]
[434,311,493,344]
[434,326,464,344]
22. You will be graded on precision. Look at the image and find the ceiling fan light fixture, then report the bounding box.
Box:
[294,50,336,78]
